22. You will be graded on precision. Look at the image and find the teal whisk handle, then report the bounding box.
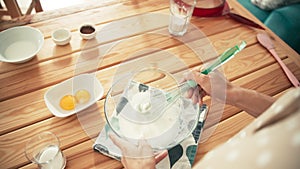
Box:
[182,41,247,91]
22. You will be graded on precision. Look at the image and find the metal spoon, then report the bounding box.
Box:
[257,33,300,87]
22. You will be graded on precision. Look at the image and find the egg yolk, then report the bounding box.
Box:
[60,95,77,110]
[75,89,91,104]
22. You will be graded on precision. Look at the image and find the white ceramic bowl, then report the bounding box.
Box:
[79,24,96,40]
[52,28,72,45]
[44,74,104,117]
[0,26,44,63]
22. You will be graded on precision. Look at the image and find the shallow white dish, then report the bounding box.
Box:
[0,26,44,63]
[44,74,104,117]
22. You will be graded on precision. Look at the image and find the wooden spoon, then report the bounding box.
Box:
[257,33,300,87]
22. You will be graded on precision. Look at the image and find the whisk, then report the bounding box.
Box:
[117,41,246,122]
[165,41,247,107]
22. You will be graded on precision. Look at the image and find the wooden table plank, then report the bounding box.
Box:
[0,9,243,74]
[1,0,300,168]
[1,27,298,137]
[1,56,298,168]
[0,22,279,101]
[28,0,170,38]
[19,112,254,169]
[20,139,123,169]
[1,26,292,136]
[20,86,293,169]
[0,104,105,168]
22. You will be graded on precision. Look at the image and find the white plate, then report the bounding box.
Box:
[44,74,104,117]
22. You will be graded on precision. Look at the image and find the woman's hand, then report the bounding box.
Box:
[109,133,168,169]
[183,67,234,104]
[183,67,275,117]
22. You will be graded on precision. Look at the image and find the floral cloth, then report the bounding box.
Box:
[93,104,207,168]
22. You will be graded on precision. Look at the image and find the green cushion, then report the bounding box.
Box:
[237,0,271,22]
[238,0,300,54]
[264,4,300,54]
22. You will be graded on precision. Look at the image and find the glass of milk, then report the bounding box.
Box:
[168,0,197,36]
[25,132,66,169]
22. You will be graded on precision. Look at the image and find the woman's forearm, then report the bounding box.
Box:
[226,86,276,117]
[186,69,276,117]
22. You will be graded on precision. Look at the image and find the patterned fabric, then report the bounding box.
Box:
[93,104,207,168]
[93,81,208,168]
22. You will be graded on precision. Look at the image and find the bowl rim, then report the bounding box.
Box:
[0,26,44,63]
[104,77,201,150]
[52,28,71,40]
[79,23,97,40]
[51,28,72,45]
[79,23,96,34]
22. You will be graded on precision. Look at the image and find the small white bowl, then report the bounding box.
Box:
[79,24,96,40]
[44,74,104,117]
[52,28,71,45]
[0,26,44,63]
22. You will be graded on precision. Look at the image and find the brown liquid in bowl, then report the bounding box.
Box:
[80,26,95,34]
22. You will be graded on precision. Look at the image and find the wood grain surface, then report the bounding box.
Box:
[0,0,299,168]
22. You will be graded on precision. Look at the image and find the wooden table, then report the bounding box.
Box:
[1,0,300,168]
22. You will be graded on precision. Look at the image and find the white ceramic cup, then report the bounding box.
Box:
[25,132,66,169]
[52,29,71,46]
[168,0,196,36]
[79,24,96,40]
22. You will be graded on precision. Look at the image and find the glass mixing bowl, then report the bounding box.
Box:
[104,68,200,150]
